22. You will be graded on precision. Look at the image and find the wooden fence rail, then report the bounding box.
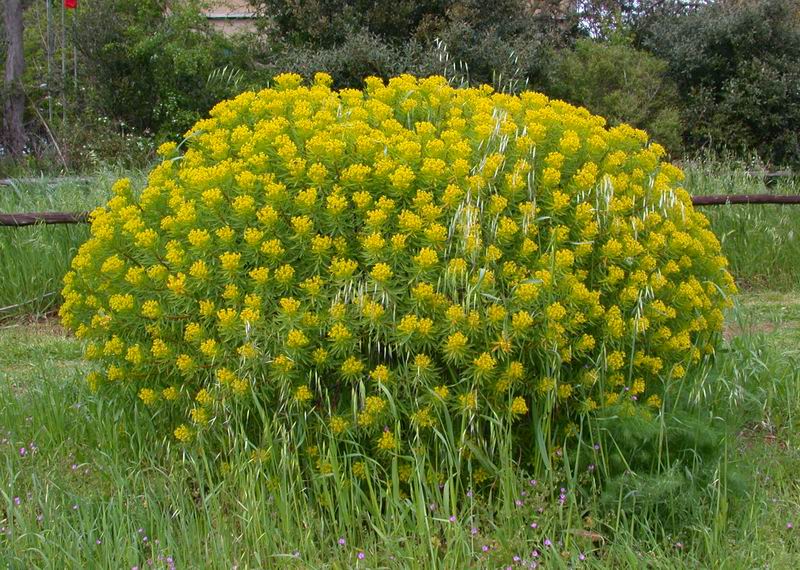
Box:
[691,194,800,206]
[1,194,799,227]
[0,211,90,227]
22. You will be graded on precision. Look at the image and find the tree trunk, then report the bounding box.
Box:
[3,0,26,158]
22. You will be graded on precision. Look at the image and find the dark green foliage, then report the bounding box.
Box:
[75,0,249,137]
[252,0,569,91]
[546,38,683,154]
[596,409,746,535]
[249,0,449,48]
[641,0,800,166]
[261,30,418,89]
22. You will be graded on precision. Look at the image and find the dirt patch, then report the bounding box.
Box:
[724,319,800,342]
[0,312,69,336]
[723,321,778,342]
[738,421,788,453]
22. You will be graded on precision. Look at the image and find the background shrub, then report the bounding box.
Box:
[546,38,683,155]
[74,0,251,138]
[641,0,800,166]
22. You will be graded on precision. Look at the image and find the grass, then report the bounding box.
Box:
[1,159,799,567]
[683,159,800,290]
[1,293,799,568]
[0,171,143,318]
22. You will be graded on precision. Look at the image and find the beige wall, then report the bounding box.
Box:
[202,0,257,34]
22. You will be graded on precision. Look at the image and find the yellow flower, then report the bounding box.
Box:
[433,385,450,400]
[473,352,496,377]
[219,251,241,272]
[458,391,478,411]
[370,263,393,282]
[341,356,365,379]
[196,389,214,407]
[294,385,313,404]
[352,461,368,480]
[174,424,192,442]
[330,257,359,280]
[370,365,391,383]
[286,329,309,349]
[411,407,436,429]
[138,388,158,406]
[413,247,438,269]
[162,386,179,401]
[377,429,397,452]
[444,331,469,361]
[329,415,349,435]
[176,354,195,374]
[511,397,528,416]
[545,302,567,322]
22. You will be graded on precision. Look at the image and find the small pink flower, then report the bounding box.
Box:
[357,552,365,560]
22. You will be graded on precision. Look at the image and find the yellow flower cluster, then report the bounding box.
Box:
[60,73,735,465]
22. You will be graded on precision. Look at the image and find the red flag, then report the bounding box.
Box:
[64,0,77,8]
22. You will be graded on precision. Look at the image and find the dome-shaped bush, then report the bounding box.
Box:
[60,74,735,470]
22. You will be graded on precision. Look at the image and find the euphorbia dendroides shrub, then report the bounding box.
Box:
[60,74,735,473]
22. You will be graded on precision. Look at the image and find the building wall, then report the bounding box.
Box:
[202,0,257,34]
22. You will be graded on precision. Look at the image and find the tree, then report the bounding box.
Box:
[642,0,800,165]
[2,0,32,158]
